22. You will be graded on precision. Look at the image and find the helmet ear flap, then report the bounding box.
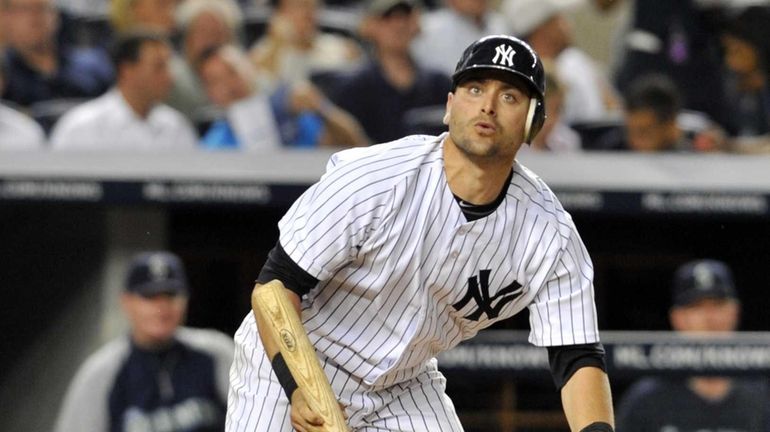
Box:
[524,97,546,143]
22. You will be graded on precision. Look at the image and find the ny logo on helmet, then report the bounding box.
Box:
[492,44,516,68]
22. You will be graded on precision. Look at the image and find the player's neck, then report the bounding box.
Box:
[131,332,176,351]
[443,137,513,205]
[687,376,733,402]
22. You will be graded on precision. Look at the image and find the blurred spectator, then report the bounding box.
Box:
[720,6,770,138]
[249,0,363,88]
[0,6,6,52]
[612,0,732,131]
[622,74,725,152]
[326,0,451,143]
[616,259,769,432]
[167,0,244,119]
[503,0,621,125]
[110,0,178,36]
[198,44,368,149]
[54,251,234,432]
[411,0,509,75]
[525,61,581,152]
[0,54,45,149]
[592,0,618,12]
[54,0,108,16]
[50,31,198,151]
[0,0,113,108]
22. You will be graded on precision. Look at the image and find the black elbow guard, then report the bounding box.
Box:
[547,342,607,390]
[258,242,319,297]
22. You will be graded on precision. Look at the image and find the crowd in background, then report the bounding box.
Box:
[1,0,769,153]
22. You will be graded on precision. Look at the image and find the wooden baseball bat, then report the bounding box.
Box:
[252,280,349,432]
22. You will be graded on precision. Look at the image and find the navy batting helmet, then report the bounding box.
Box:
[452,35,546,143]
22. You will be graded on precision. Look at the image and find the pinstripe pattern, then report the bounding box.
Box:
[227,133,600,431]
[226,314,463,431]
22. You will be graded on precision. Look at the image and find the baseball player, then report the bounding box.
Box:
[227,34,614,432]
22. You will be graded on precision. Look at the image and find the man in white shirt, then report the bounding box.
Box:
[0,54,45,150]
[50,31,198,151]
[411,0,510,74]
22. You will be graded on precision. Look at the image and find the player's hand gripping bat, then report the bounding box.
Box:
[252,280,349,432]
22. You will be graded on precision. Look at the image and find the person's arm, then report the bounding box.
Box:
[254,242,318,364]
[250,16,294,77]
[289,81,370,147]
[317,101,371,148]
[252,242,329,429]
[561,366,614,431]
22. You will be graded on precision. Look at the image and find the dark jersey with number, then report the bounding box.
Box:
[55,327,234,432]
[616,377,769,432]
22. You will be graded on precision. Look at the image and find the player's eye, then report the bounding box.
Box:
[467,86,482,95]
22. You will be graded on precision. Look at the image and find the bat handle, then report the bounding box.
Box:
[252,281,350,432]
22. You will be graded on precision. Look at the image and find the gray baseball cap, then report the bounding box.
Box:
[125,251,189,297]
[366,0,418,16]
[671,259,738,307]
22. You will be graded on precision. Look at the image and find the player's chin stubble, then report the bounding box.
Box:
[450,125,517,162]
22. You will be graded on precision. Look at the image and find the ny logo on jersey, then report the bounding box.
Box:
[452,269,523,321]
[492,44,516,68]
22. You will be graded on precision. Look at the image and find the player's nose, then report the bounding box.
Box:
[479,94,497,117]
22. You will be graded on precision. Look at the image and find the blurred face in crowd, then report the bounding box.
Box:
[120,40,173,105]
[670,298,740,333]
[184,10,233,63]
[122,292,187,348]
[131,0,177,35]
[446,71,531,161]
[200,50,252,108]
[1,0,58,51]
[535,15,572,55]
[448,0,488,20]
[722,34,761,77]
[625,109,679,152]
[366,5,420,54]
[278,0,318,46]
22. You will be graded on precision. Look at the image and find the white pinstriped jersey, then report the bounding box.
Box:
[253,133,599,388]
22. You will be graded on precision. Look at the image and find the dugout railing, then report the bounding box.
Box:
[1,150,769,432]
[438,330,770,431]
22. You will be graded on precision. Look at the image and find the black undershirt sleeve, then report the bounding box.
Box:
[257,242,319,297]
[547,342,607,390]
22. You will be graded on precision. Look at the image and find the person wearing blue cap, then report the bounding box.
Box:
[616,259,769,432]
[54,251,235,432]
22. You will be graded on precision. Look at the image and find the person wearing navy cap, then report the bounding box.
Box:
[617,259,769,432]
[54,251,235,432]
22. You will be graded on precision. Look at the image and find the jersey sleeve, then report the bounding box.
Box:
[278,155,394,280]
[527,224,600,347]
[53,339,130,432]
